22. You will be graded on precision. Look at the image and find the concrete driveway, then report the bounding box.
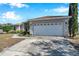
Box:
[0,36,79,56]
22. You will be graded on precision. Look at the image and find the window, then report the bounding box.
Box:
[34,24,36,26]
[51,23,53,25]
[37,24,39,26]
[41,24,42,25]
[65,22,67,24]
[47,23,49,25]
[44,24,46,25]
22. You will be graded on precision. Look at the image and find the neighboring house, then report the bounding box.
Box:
[78,23,79,33]
[0,29,3,34]
[29,16,72,36]
[0,24,3,33]
[15,24,25,31]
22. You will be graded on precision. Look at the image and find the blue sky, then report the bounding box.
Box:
[0,3,78,24]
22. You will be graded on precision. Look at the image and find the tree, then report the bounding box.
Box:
[24,21,30,32]
[68,3,78,37]
[2,24,14,33]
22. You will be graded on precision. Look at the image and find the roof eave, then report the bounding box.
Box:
[30,16,72,22]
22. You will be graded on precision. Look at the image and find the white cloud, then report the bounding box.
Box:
[53,6,68,13]
[45,6,68,13]
[8,3,29,8]
[2,11,20,19]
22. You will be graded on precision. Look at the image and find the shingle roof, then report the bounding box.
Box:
[29,16,72,21]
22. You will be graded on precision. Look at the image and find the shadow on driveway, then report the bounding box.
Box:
[27,39,79,56]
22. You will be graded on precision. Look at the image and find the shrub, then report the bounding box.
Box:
[17,30,30,36]
[19,30,26,36]
[16,30,21,33]
[77,32,79,35]
[8,30,16,33]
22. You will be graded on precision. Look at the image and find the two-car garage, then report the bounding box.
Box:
[30,16,71,36]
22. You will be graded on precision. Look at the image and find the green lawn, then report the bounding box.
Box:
[0,34,24,52]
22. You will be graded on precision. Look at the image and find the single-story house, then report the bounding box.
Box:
[0,29,3,34]
[15,24,25,31]
[29,16,72,36]
[78,23,79,33]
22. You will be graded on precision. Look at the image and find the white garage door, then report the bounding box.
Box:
[33,23,64,36]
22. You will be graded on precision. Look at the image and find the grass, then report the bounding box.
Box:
[0,34,24,52]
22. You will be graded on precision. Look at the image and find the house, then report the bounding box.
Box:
[0,29,3,34]
[29,16,72,36]
[78,23,79,33]
[15,24,25,31]
[0,24,3,33]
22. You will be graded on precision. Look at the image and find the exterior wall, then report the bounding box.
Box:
[16,25,25,31]
[63,19,69,37]
[0,29,3,33]
[30,19,68,36]
[78,23,79,33]
[20,25,25,31]
[16,25,20,31]
[30,25,34,35]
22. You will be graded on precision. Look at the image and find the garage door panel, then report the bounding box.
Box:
[33,24,64,36]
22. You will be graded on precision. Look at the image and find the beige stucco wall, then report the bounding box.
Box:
[63,19,69,37]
